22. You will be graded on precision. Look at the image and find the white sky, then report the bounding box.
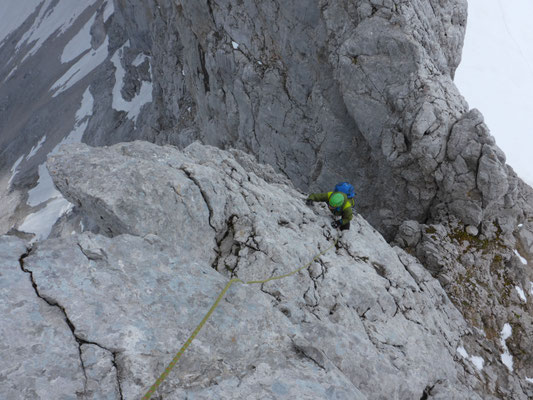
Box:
[455,0,533,186]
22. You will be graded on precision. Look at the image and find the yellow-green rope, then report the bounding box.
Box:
[142,237,338,400]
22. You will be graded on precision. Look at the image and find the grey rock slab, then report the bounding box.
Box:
[41,139,491,399]
[24,233,364,399]
[47,141,217,266]
[0,236,86,400]
[81,344,121,400]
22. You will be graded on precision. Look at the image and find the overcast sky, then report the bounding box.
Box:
[455,0,533,186]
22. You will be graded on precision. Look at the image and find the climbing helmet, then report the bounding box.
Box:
[329,192,344,208]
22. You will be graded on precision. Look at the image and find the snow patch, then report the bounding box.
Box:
[526,377,533,384]
[61,12,96,63]
[21,88,93,239]
[19,198,73,242]
[3,66,18,83]
[132,53,147,67]
[514,249,528,265]
[457,346,484,371]
[0,0,42,45]
[232,41,239,49]
[470,356,484,371]
[103,0,114,22]
[500,323,513,372]
[51,35,108,96]
[8,155,24,189]
[530,282,533,296]
[17,1,95,61]
[26,135,47,161]
[111,42,153,125]
[457,346,468,358]
[518,223,523,228]
[75,87,94,123]
[27,163,62,207]
[515,286,527,302]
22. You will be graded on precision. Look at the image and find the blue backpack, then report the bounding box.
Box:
[334,182,356,199]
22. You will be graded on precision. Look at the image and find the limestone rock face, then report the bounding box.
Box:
[2,2,533,398]
[85,0,528,245]
[0,235,120,400]
[2,0,532,253]
[47,141,216,266]
[1,141,513,399]
[135,0,473,237]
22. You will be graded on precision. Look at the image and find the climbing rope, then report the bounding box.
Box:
[142,236,339,400]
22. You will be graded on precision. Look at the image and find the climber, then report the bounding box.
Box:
[306,182,356,231]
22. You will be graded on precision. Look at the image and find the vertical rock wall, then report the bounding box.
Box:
[107,0,528,242]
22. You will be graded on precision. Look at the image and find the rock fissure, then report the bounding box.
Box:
[18,249,123,399]
[18,249,89,392]
[420,379,442,400]
[179,166,216,232]
[111,351,124,400]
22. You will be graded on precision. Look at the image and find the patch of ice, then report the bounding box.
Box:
[61,12,96,63]
[51,35,109,96]
[232,41,239,49]
[8,155,24,188]
[111,42,153,125]
[19,197,73,242]
[26,135,47,161]
[258,60,263,65]
[514,249,528,265]
[500,323,513,372]
[17,1,96,61]
[0,0,42,45]
[515,286,527,302]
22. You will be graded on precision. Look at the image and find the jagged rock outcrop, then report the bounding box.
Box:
[3,141,523,399]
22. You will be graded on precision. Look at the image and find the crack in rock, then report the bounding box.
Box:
[18,249,123,399]
[180,166,216,232]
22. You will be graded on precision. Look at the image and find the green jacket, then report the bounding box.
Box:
[307,191,355,226]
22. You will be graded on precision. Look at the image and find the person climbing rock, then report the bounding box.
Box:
[306,182,356,231]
